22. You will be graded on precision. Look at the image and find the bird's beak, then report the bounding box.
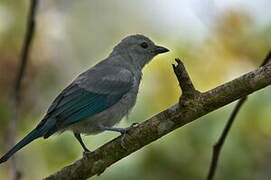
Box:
[154,45,170,54]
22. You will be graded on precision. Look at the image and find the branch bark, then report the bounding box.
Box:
[44,57,271,180]
[7,0,38,180]
[206,51,271,180]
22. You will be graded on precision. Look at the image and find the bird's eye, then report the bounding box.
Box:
[140,42,148,49]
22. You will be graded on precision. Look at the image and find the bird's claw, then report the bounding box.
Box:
[83,150,92,158]
[120,122,139,134]
[120,123,139,150]
[131,122,139,128]
[120,135,127,150]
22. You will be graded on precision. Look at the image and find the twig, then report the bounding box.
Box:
[172,58,200,109]
[206,51,271,180]
[44,59,271,180]
[261,51,271,67]
[7,1,39,180]
[172,58,198,96]
[14,0,38,97]
[207,97,247,180]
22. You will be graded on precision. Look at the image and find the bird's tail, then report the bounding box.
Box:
[0,127,44,164]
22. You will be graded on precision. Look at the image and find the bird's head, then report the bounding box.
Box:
[111,34,169,69]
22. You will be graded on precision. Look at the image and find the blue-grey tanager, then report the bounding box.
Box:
[0,34,169,163]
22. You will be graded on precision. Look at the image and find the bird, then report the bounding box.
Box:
[0,34,169,164]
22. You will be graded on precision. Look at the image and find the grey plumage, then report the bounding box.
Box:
[0,34,169,163]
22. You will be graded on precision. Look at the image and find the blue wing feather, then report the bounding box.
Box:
[42,83,126,137]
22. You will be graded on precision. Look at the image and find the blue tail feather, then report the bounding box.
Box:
[0,127,44,164]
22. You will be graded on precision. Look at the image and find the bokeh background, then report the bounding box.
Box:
[0,0,271,179]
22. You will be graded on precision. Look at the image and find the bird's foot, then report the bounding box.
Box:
[83,149,92,158]
[120,122,139,133]
[99,123,139,149]
[99,123,138,134]
[120,123,139,150]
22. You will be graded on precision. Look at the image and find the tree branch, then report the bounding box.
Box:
[7,0,38,179]
[44,57,271,180]
[206,51,271,180]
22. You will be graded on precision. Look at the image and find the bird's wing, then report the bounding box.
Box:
[41,67,134,137]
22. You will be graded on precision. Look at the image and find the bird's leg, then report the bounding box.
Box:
[99,123,139,149]
[99,123,139,134]
[100,126,128,134]
[73,133,90,153]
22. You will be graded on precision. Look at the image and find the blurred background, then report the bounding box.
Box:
[0,0,271,179]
